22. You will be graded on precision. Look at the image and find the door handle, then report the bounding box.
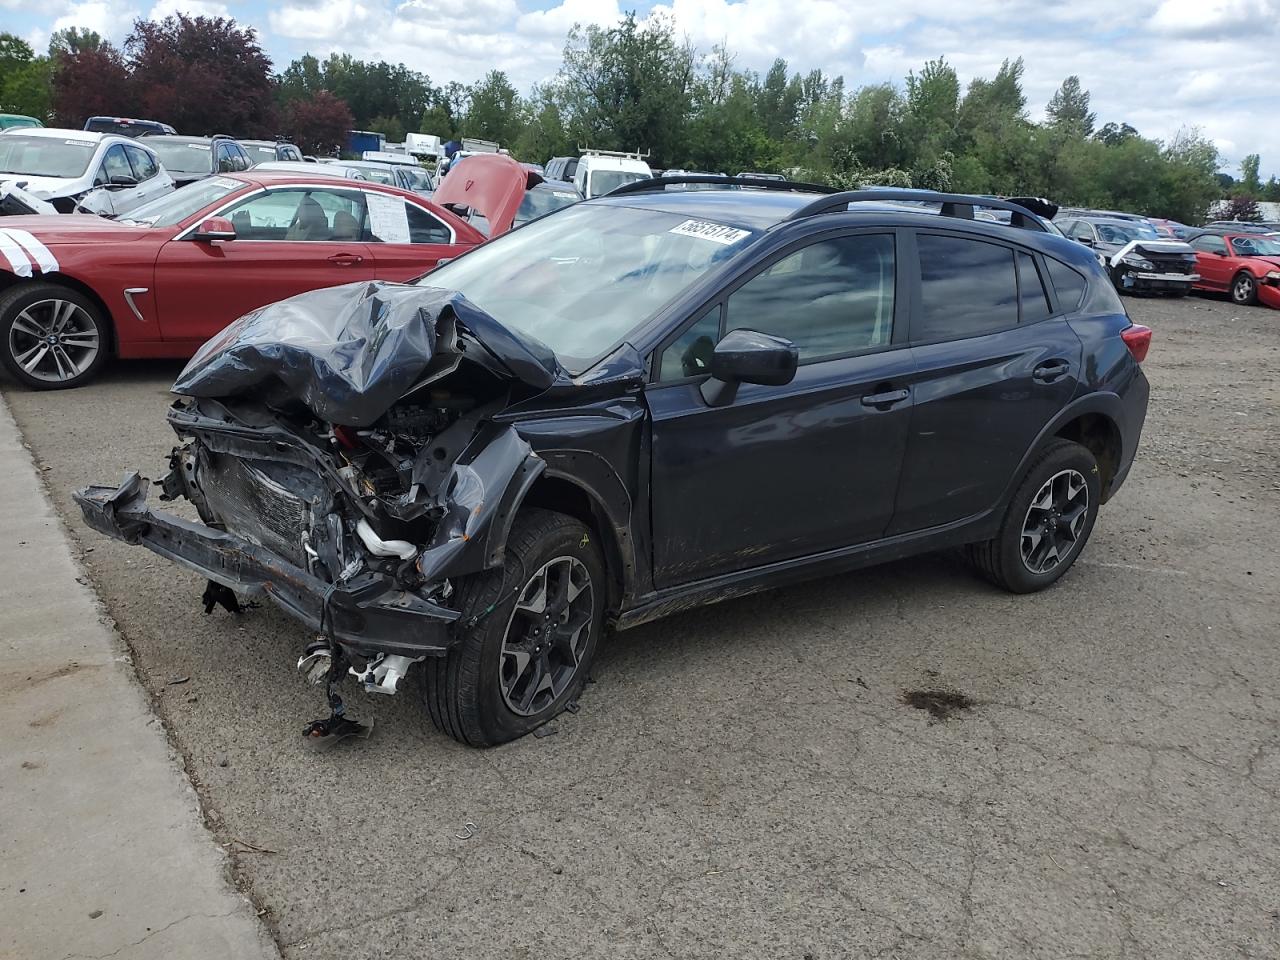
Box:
[1033,359,1071,383]
[861,387,910,409]
[328,253,363,266]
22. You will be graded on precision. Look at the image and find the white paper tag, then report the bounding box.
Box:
[668,219,751,245]
[210,177,240,189]
[189,143,210,149]
[367,193,411,243]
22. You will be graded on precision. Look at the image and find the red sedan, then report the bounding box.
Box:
[0,172,485,388]
[1189,232,1280,308]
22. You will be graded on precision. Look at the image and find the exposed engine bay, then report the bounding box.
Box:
[76,281,562,745]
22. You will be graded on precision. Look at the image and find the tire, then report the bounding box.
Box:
[1231,272,1258,306]
[965,439,1102,594]
[0,282,110,390]
[420,509,606,746]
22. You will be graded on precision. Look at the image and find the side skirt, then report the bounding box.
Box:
[613,509,1000,631]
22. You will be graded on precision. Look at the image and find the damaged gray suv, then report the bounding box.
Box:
[76,181,1152,747]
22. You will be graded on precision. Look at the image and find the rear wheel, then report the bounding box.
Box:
[1231,272,1258,306]
[420,509,605,746]
[0,282,109,389]
[965,439,1101,593]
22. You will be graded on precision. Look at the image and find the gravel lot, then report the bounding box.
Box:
[4,292,1279,959]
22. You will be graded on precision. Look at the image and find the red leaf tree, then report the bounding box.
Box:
[282,91,354,156]
[126,15,275,136]
[51,44,134,127]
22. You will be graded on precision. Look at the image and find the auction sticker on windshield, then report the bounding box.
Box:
[669,219,751,245]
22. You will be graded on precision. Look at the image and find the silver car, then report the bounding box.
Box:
[0,128,174,215]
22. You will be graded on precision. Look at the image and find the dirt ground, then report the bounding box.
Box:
[3,291,1278,959]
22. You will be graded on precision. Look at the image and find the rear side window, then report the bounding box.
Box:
[1193,235,1227,255]
[726,234,896,362]
[1017,252,1051,323]
[1045,258,1088,311]
[915,235,1018,341]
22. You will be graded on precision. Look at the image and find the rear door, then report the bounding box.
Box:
[647,230,913,586]
[362,192,470,279]
[886,232,1083,535]
[153,185,376,342]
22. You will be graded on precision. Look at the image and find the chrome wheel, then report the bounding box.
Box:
[1020,469,1089,575]
[7,298,101,384]
[498,555,594,717]
[1232,275,1255,304]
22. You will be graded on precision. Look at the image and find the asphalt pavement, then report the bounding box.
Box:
[1,292,1278,959]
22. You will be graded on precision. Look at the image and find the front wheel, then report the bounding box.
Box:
[420,509,606,746]
[965,439,1101,593]
[1231,272,1258,306]
[0,282,109,389]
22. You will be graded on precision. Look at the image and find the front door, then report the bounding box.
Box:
[648,232,913,587]
[153,186,376,343]
[887,233,1083,534]
[1191,234,1231,290]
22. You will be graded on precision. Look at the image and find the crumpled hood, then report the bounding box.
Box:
[0,174,79,198]
[1108,238,1195,268]
[172,281,564,427]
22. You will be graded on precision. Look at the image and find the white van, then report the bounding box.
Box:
[573,149,652,198]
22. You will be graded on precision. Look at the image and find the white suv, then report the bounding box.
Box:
[0,127,174,216]
[573,150,653,198]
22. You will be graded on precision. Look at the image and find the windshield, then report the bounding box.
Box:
[418,204,755,372]
[0,135,96,178]
[146,140,212,176]
[248,145,278,163]
[1097,222,1158,243]
[119,176,243,227]
[587,169,648,197]
[513,186,580,226]
[1232,236,1280,256]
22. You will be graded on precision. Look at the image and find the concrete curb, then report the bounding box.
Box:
[0,390,280,960]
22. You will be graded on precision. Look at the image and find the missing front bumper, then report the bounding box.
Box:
[73,473,459,657]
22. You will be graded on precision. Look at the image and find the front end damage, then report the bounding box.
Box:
[74,281,560,742]
[1108,239,1199,294]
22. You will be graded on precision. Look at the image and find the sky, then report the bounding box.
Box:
[6,0,1279,177]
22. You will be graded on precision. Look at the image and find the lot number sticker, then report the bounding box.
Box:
[669,219,751,245]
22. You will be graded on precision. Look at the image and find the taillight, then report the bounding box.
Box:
[1121,324,1151,363]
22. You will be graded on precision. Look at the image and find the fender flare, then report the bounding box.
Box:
[999,392,1127,506]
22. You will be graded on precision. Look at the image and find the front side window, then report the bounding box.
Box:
[99,144,133,184]
[916,235,1019,341]
[224,188,367,241]
[726,235,896,361]
[1193,235,1228,255]
[659,306,720,381]
[124,144,158,181]
[418,204,756,372]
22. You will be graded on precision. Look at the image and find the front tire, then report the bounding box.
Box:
[420,509,606,746]
[965,439,1101,593]
[1231,272,1258,306]
[0,282,109,389]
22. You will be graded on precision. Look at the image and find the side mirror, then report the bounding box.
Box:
[192,216,236,242]
[700,328,798,407]
[106,174,137,190]
[1075,235,1095,247]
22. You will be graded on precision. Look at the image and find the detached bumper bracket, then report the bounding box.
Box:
[73,473,459,657]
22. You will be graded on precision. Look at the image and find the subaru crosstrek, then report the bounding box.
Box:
[75,181,1151,747]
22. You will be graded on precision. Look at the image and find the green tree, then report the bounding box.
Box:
[1240,153,1262,195]
[0,33,53,120]
[48,27,103,56]
[464,70,522,146]
[1046,75,1095,137]
[1094,122,1138,146]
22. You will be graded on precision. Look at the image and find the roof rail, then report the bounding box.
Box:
[785,189,1053,232]
[578,146,651,160]
[606,174,837,198]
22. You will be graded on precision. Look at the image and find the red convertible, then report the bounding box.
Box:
[1189,232,1280,308]
[0,172,484,388]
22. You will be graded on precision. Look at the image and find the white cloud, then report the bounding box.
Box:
[400,0,519,32]
[48,0,139,43]
[269,0,380,40]
[1151,0,1279,35]
[147,0,232,19]
[516,0,621,38]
